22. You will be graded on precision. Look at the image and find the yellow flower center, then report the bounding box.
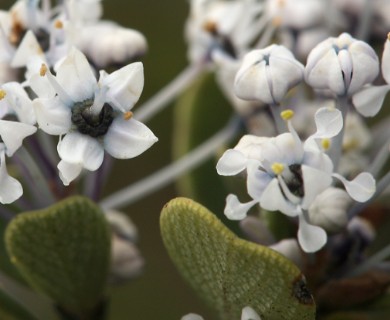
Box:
[271,162,285,175]
[321,138,331,150]
[40,64,48,77]
[280,109,294,121]
[0,89,6,100]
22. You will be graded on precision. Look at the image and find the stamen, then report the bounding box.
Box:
[40,63,48,76]
[123,111,133,120]
[54,20,63,29]
[203,21,217,34]
[0,89,6,100]
[272,162,285,175]
[272,17,282,27]
[387,32,390,41]
[321,138,331,150]
[281,109,294,121]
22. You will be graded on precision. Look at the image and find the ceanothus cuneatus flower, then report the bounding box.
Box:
[32,48,158,185]
[305,33,379,97]
[217,107,376,252]
[185,0,263,63]
[234,45,304,105]
[0,82,37,203]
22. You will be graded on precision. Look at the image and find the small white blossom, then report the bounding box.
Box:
[234,45,304,104]
[308,187,351,233]
[185,0,263,63]
[217,107,376,252]
[265,0,326,30]
[305,33,379,97]
[32,48,158,185]
[74,22,147,68]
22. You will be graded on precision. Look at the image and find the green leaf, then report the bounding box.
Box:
[173,72,233,215]
[5,196,111,317]
[160,197,316,320]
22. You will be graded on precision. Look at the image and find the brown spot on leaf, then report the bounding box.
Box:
[292,274,314,305]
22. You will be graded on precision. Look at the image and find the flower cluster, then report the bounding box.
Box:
[0,1,157,202]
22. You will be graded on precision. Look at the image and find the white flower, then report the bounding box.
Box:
[234,45,304,104]
[32,48,158,185]
[74,21,147,68]
[185,0,263,63]
[305,33,379,97]
[0,83,37,203]
[217,107,376,252]
[265,0,326,30]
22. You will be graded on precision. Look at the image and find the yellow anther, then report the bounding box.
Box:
[321,138,331,150]
[277,0,285,7]
[54,20,63,29]
[0,89,6,100]
[271,162,285,175]
[123,111,133,120]
[280,109,294,121]
[387,32,390,41]
[203,20,217,34]
[40,63,48,76]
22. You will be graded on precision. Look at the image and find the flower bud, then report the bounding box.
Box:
[308,187,352,233]
[234,45,304,104]
[305,33,379,96]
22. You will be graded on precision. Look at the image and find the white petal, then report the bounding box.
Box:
[56,48,97,102]
[26,56,56,99]
[104,117,157,159]
[348,41,379,95]
[224,194,256,220]
[181,314,204,320]
[269,53,304,102]
[33,98,72,135]
[216,149,248,176]
[301,165,333,209]
[103,62,144,112]
[382,35,390,84]
[313,107,343,138]
[57,160,83,186]
[234,52,273,103]
[333,172,376,202]
[247,162,273,200]
[352,85,390,117]
[57,132,104,171]
[305,49,345,96]
[298,215,327,253]
[1,82,36,125]
[260,178,300,216]
[11,31,45,68]
[0,121,37,156]
[241,306,261,320]
[0,153,22,204]
[303,150,334,174]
